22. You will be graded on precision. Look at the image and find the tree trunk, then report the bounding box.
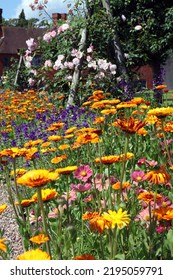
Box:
[66,27,87,107]
[101,0,128,77]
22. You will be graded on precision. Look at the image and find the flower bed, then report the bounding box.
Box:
[0,89,173,260]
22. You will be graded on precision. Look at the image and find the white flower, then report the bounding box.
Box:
[109,64,117,74]
[44,60,52,68]
[26,38,37,51]
[134,25,142,31]
[121,15,126,22]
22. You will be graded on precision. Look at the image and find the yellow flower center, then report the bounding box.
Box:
[136,176,141,181]
[81,171,87,176]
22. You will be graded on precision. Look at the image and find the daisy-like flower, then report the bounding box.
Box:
[51,155,67,164]
[48,135,63,141]
[112,181,130,190]
[73,254,95,260]
[10,168,27,177]
[153,207,173,221]
[75,132,101,145]
[95,155,120,164]
[0,147,27,158]
[137,191,163,203]
[0,239,6,252]
[100,108,117,115]
[15,199,35,207]
[0,204,7,214]
[118,152,134,161]
[24,147,38,161]
[29,233,50,245]
[24,139,43,148]
[17,169,59,188]
[147,107,173,119]
[102,208,130,229]
[16,248,51,260]
[130,170,146,182]
[65,126,77,134]
[32,188,58,202]
[113,117,145,134]
[164,121,173,133]
[58,144,70,150]
[70,183,92,192]
[74,164,93,182]
[56,166,77,175]
[144,169,171,184]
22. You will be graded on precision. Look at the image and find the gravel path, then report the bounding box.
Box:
[0,180,24,259]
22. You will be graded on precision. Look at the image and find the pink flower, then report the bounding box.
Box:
[48,208,59,219]
[61,191,77,208]
[58,23,69,34]
[74,165,93,182]
[70,183,92,192]
[28,78,35,86]
[26,38,37,51]
[137,157,146,166]
[83,194,94,202]
[130,170,145,182]
[93,173,116,191]
[44,59,52,68]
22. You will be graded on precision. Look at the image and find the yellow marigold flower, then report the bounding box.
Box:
[93,116,105,124]
[100,108,117,115]
[112,181,130,190]
[95,155,120,164]
[118,152,134,161]
[137,127,148,135]
[113,117,145,134]
[55,166,77,174]
[24,139,43,147]
[145,115,160,125]
[15,199,35,207]
[32,188,58,202]
[63,134,74,139]
[147,107,173,118]
[102,208,130,229]
[138,191,162,203]
[0,147,27,158]
[58,144,70,150]
[10,168,27,177]
[0,204,7,214]
[16,248,51,260]
[0,239,6,252]
[75,127,102,136]
[116,102,137,109]
[82,101,93,107]
[29,233,50,245]
[65,126,77,134]
[131,97,145,105]
[51,155,67,164]
[41,142,51,148]
[144,169,171,184]
[153,207,173,221]
[73,254,96,260]
[24,147,38,160]
[48,135,63,141]
[17,169,59,188]
[76,132,101,145]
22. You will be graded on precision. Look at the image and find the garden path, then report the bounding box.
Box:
[0,181,23,259]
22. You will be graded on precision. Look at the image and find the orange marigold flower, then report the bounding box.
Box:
[164,122,173,133]
[0,147,27,158]
[0,239,6,252]
[29,233,50,245]
[144,169,171,184]
[41,142,52,148]
[93,116,105,124]
[63,134,74,139]
[76,132,101,144]
[32,188,58,202]
[24,139,43,147]
[0,204,7,214]
[147,107,173,118]
[17,169,59,188]
[131,97,145,105]
[10,168,27,177]
[137,127,148,135]
[153,207,173,221]
[95,155,120,164]
[75,127,102,136]
[112,181,130,190]
[65,126,77,134]
[138,191,163,203]
[155,84,167,90]
[48,135,63,141]
[118,152,134,161]
[82,211,100,220]
[55,166,77,174]
[100,108,117,115]
[24,147,38,160]
[51,155,67,164]
[16,249,51,260]
[89,215,109,233]
[113,117,145,134]
[15,199,35,207]
[58,144,70,150]
[116,102,137,109]
[73,254,96,260]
